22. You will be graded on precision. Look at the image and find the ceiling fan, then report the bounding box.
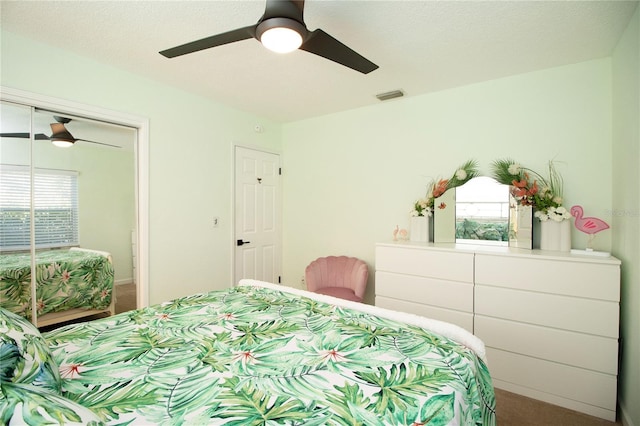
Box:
[159,0,378,74]
[0,116,120,148]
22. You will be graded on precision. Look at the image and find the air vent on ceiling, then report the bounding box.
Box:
[376,90,404,101]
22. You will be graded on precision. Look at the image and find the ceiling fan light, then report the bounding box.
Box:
[260,26,302,53]
[259,19,302,53]
[50,123,76,147]
[51,139,75,148]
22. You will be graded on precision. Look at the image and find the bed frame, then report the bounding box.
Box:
[35,301,115,328]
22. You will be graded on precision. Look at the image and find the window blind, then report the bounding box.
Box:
[0,165,79,250]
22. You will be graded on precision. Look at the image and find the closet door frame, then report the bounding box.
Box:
[0,86,150,310]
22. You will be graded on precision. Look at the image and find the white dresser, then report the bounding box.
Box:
[375,242,621,421]
[375,243,475,332]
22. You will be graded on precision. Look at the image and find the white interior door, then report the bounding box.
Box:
[234,146,281,284]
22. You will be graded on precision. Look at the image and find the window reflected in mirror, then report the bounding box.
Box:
[455,176,509,246]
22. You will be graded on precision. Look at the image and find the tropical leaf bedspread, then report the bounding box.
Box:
[0,248,114,319]
[42,280,496,425]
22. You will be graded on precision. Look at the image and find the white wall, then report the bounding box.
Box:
[612,6,640,426]
[282,58,613,303]
[1,30,283,304]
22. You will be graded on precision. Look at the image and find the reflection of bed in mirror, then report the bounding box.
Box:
[0,247,114,327]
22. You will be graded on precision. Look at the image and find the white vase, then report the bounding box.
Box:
[410,216,429,242]
[539,219,571,252]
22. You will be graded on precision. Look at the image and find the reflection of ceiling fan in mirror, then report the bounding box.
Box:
[0,115,121,148]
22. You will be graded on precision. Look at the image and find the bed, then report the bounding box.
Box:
[0,247,114,327]
[0,279,496,425]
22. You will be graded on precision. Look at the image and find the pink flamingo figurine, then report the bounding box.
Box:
[570,205,610,250]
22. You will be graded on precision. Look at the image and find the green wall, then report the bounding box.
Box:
[612,6,640,426]
[1,30,283,304]
[282,58,613,295]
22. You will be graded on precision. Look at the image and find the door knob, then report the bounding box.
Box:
[237,239,251,246]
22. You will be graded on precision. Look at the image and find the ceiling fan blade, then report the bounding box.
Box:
[0,132,50,140]
[300,29,378,74]
[76,139,122,148]
[160,25,256,58]
[0,132,30,138]
[50,123,68,134]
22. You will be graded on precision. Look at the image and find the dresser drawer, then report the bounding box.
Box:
[376,245,473,283]
[376,271,473,312]
[475,253,620,301]
[475,316,618,374]
[486,348,617,415]
[375,296,473,332]
[475,285,619,337]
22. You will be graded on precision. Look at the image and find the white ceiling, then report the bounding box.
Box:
[1,0,638,124]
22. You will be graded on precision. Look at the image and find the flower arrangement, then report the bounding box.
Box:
[411,160,479,217]
[491,158,569,222]
[410,198,431,217]
[537,205,571,222]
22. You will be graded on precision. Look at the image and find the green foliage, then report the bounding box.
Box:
[36,285,496,425]
[491,158,565,216]
[1,382,104,425]
[456,219,508,241]
[357,363,452,414]
[422,159,480,212]
[418,393,455,425]
[214,376,312,425]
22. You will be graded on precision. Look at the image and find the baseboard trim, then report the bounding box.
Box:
[115,278,134,286]
[620,402,635,426]
[491,378,616,422]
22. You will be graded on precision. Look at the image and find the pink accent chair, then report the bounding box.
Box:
[305,256,369,303]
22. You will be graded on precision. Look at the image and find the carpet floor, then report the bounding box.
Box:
[114,282,136,313]
[495,388,621,425]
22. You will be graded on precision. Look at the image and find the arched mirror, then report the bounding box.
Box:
[455,176,510,246]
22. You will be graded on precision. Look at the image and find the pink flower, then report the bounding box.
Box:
[61,270,71,283]
[321,349,346,362]
[432,179,449,198]
[233,350,257,366]
[60,363,84,379]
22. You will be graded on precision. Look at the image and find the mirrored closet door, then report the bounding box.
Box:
[0,102,33,317]
[0,100,138,326]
